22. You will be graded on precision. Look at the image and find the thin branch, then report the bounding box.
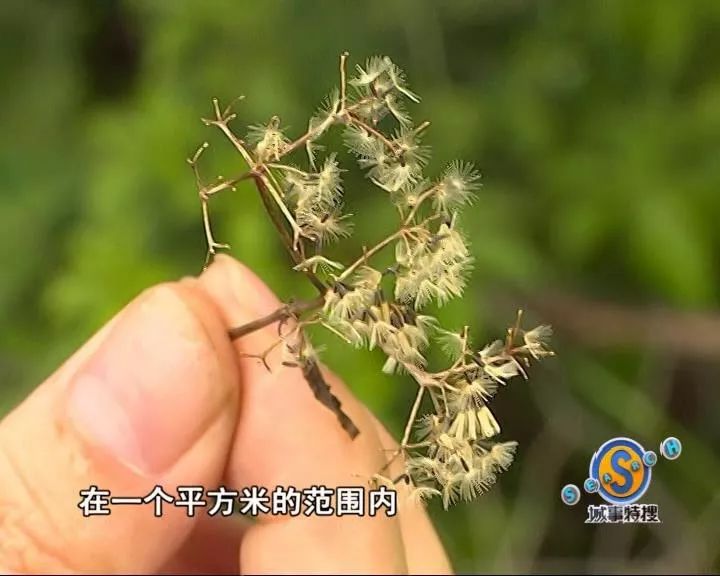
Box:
[200,169,256,199]
[403,184,439,225]
[414,120,431,135]
[199,200,229,268]
[228,296,325,340]
[505,308,524,354]
[339,51,349,111]
[263,163,288,200]
[337,229,404,282]
[203,98,255,167]
[281,113,337,158]
[201,98,325,291]
[302,354,360,440]
[221,94,245,119]
[267,163,309,177]
[402,385,426,446]
[253,175,326,293]
[187,142,230,267]
[277,98,372,162]
[379,385,426,473]
[273,53,357,160]
[338,213,443,283]
[344,111,401,156]
[255,171,304,249]
[240,335,287,372]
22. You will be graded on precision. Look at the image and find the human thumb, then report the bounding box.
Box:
[0,279,240,573]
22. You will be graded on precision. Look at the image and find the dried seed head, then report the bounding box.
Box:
[434,161,481,212]
[247,116,289,161]
[193,52,555,511]
[297,208,352,247]
[523,325,554,359]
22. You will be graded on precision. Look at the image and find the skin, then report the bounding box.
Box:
[0,255,453,575]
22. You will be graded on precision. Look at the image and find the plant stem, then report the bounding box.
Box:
[403,185,439,225]
[282,113,337,158]
[228,296,325,340]
[339,51,349,111]
[402,385,426,446]
[337,213,442,283]
[253,175,326,293]
[344,111,400,156]
[337,229,404,282]
[267,163,309,177]
[302,352,360,440]
[379,385,425,474]
[200,169,257,198]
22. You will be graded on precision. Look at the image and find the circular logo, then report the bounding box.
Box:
[660,437,682,460]
[589,437,651,505]
[583,478,599,493]
[643,450,658,467]
[561,484,581,506]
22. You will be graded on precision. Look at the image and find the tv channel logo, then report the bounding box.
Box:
[561,436,681,524]
[590,436,652,505]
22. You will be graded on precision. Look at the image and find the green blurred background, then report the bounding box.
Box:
[1,1,719,573]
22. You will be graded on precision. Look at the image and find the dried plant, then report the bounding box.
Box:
[188,53,555,509]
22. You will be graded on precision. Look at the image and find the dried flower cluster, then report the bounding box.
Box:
[188,53,554,509]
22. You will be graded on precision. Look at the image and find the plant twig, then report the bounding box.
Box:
[301,354,360,440]
[228,296,325,340]
[337,229,404,282]
[379,385,426,473]
[337,214,443,282]
[187,142,231,267]
[253,174,326,293]
[403,185,439,225]
[339,51,349,111]
[199,169,257,199]
[256,171,305,249]
[344,111,401,156]
[203,98,255,166]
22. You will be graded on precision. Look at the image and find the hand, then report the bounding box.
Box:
[0,255,452,574]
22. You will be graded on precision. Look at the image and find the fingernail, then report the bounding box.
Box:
[66,286,229,475]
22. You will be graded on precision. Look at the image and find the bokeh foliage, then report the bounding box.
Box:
[1,1,718,572]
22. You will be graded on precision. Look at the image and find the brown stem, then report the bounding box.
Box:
[337,214,443,283]
[253,174,326,294]
[188,142,231,266]
[202,99,327,294]
[379,385,425,474]
[281,113,337,158]
[302,354,360,440]
[228,296,325,340]
[345,111,400,156]
[200,169,256,199]
[392,473,410,485]
[403,185,439,225]
[278,53,350,159]
[337,229,403,282]
[203,98,256,165]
